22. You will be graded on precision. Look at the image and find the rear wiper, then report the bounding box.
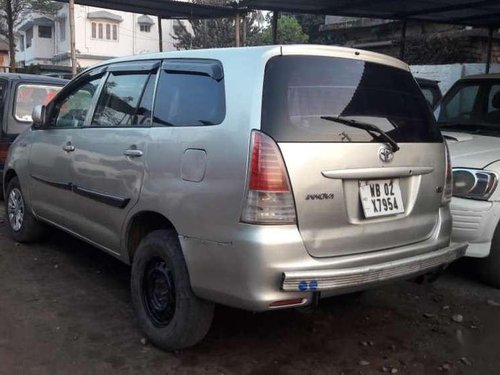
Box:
[321,116,400,152]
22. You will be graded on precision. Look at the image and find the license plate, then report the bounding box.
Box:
[359,179,405,218]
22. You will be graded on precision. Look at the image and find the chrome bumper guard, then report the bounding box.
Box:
[282,243,468,292]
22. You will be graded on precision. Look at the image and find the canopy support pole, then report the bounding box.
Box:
[235,11,240,47]
[158,16,163,52]
[69,0,77,77]
[242,13,247,46]
[400,20,407,60]
[272,11,279,44]
[486,27,493,74]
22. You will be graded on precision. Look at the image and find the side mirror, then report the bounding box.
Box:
[32,105,46,129]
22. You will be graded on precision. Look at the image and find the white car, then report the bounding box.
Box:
[436,73,500,287]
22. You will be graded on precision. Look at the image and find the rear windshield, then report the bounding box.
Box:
[261,55,441,143]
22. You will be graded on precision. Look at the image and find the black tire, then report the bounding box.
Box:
[4,176,44,243]
[130,229,214,351]
[475,225,500,288]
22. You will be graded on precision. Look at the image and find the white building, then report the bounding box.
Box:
[15,4,182,70]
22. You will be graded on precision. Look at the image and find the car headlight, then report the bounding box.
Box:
[452,168,498,200]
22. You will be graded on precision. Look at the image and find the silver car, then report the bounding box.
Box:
[3,45,467,350]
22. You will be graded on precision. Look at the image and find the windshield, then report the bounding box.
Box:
[436,79,500,132]
[15,83,63,122]
[261,55,441,143]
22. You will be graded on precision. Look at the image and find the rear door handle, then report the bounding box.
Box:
[123,149,143,158]
[63,144,75,152]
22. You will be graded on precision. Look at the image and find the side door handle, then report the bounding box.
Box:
[62,143,75,152]
[123,149,143,158]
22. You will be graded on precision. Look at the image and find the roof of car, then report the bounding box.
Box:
[458,73,500,80]
[0,73,68,84]
[80,44,409,76]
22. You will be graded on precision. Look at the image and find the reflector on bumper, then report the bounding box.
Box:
[282,243,467,292]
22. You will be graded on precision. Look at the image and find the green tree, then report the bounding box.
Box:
[256,15,308,45]
[403,35,477,64]
[293,14,323,43]
[293,13,347,45]
[0,0,59,71]
[172,0,263,49]
[173,12,264,49]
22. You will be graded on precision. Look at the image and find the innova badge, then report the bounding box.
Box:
[378,146,394,163]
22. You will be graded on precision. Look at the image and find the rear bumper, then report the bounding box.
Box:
[182,207,465,311]
[282,242,467,292]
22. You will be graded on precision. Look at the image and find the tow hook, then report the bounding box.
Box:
[312,291,321,307]
[414,265,447,284]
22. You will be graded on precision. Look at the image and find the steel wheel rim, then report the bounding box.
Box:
[7,188,24,232]
[142,256,176,327]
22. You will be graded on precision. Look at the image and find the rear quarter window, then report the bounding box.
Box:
[153,61,225,127]
[262,56,441,143]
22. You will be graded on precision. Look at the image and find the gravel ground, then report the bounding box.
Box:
[1,213,500,375]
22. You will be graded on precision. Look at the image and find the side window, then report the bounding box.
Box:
[92,72,155,127]
[153,62,225,127]
[438,84,480,122]
[54,77,102,128]
[487,85,500,113]
[135,73,156,126]
[420,88,435,108]
[15,84,63,122]
[0,81,7,106]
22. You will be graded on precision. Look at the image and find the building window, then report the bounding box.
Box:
[26,28,33,48]
[59,19,66,41]
[140,24,151,33]
[39,25,52,39]
[91,22,118,41]
[19,35,25,51]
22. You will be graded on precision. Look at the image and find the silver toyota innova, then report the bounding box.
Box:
[3,45,467,350]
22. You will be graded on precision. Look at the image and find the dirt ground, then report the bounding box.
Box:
[1,212,500,375]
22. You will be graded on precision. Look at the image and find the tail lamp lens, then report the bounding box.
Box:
[241,131,296,224]
[442,141,453,204]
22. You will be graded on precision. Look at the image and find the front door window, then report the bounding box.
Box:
[53,77,102,128]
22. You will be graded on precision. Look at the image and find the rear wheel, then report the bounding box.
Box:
[4,176,44,242]
[130,229,214,351]
[476,224,500,288]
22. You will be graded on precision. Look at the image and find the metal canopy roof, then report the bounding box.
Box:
[55,0,238,19]
[55,0,500,27]
[240,0,500,28]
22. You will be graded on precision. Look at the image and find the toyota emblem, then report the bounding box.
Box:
[378,147,394,163]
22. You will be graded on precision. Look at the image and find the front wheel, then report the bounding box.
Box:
[476,225,500,288]
[5,176,44,243]
[130,229,214,351]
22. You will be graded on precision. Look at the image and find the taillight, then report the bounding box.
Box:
[241,131,296,224]
[0,142,9,164]
[442,141,453,204]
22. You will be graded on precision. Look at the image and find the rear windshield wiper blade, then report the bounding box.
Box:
[320,116,400,152]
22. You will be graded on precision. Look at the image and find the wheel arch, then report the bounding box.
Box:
[3,168,18,196]
[125,210,178,264]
